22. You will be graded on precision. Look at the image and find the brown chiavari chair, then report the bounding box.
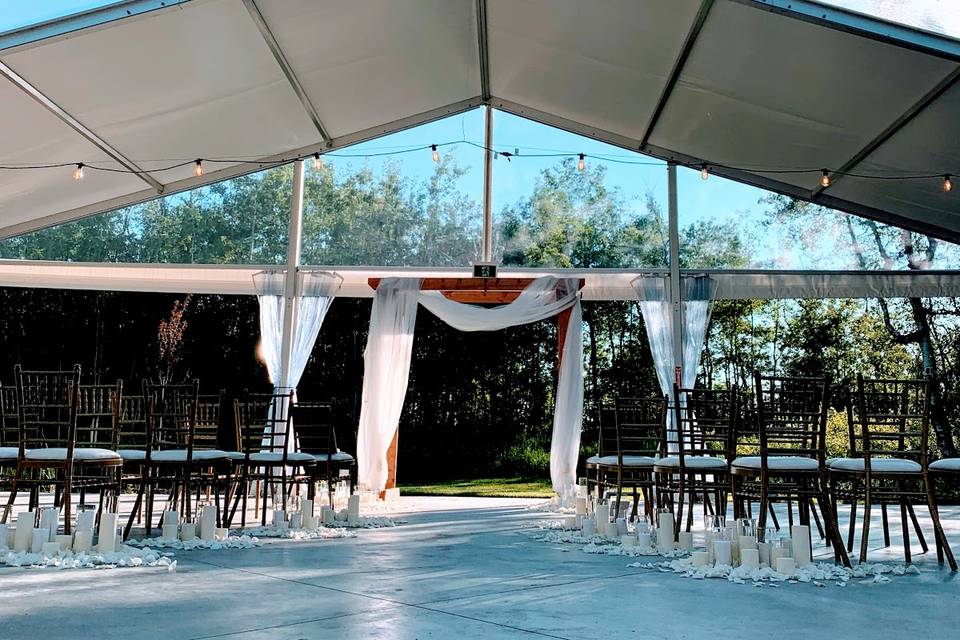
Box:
[116,394,149,536]
[291,400,355,508]
[654,385,737,534]
[126,381,229,536]
[828,375,955,568]
[598,396,665,523]
[585,406,615,502]
[929,417,960,569]
[72,382,124,517]
[228,390,316,526]
[0,383,18,476]
[731,373,850,566]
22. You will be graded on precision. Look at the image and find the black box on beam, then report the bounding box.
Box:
[472,263,497,278]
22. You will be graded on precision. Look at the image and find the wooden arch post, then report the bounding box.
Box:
[367,277,585,497]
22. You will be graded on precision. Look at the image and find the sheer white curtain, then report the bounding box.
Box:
[357,277,584,499]
[632,275,717,450]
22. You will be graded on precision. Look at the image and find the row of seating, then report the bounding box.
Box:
[587,373,960,569]
[0,365,355,538]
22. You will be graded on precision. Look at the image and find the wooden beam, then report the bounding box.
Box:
[556,306,572,368]
[382,427,400,497]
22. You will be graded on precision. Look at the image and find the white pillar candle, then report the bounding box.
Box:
[595,502,609,530]
[758,541,771,566]
[725,524,740,565]
[199,505,217,541]
[180,521,197,541]
[31,528,49,553]
[273,509,287,530]
[41,541,60,557]
[73,530,92,553]
[791,525,812,567]
[39,507,59,541]
[15,512,35,552]
[636,531,651,549]
[678,531,694,551]
[290,511,303,530]
[162,510,180,527]
[713,539,732,566]
[616,517,628,536]
[97,512,118,553]
[76,509,96,533]
[300,499,314,520]
[320,506,335,525]
[657,512,675,554]
[770,546,787,565]
[691,551,710,567]
[775,556,796,575]
[739,535,758,551]
[581,517,596,538]
[347,494,360,525]
[620,534,636,547]
[740,548,760,571]
[162,524,180,541]
[563,516,577,530]
[214,527,229,540]
[303,515,318,530]
[0,524,9,549]
[706,531,714,564]
[575,497,587,516]
[606,520,620,540]
[55,534,73,550]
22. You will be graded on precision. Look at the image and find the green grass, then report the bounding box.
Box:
[399,477,553,498]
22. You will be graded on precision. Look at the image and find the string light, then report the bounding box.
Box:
[194,159,204,177]
[820,169,830,188]
[431,144,440,163]
[313,152,324,171]
[944,174,953,193]
[577,153,585,171]
[72,163,84,181]
[700,163,709,180]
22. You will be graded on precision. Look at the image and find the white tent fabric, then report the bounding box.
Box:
[356,276,584,499]
[1,0,960,242]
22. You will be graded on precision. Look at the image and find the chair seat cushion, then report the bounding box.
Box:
[0,446,18,461]
[25,447,121,463]
[655,455,728,470]
[589,454,657,468]
[930,458,960,472]
[312,451,355,463]
[731,456,819,471]
[828,457,921,473]
[118,449,146,461]
[151,449,229,463]
[225,451,246,461]
[248,451,316,464]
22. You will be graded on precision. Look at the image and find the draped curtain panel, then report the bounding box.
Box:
[356,277,585,499]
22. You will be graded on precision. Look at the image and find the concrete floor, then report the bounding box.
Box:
[2,496,960,639]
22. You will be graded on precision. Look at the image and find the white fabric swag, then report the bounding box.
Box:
[357,276,584,499]
[632,275,717,450]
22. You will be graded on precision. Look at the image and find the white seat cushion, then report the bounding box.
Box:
[118,449,146,461]
[225,451,246,461]
[731,456,819,471]
[655,455,728,470]
[589,455,657,468]
[930,458,960,472]
[25,447,121,463]
[828,457,921,473]
[0,446,18,461]
[247,451,316,464]
[151,449,228,463]
[312,451,355,462]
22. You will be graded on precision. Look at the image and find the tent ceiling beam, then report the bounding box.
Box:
[475,0,490,101]
[0,60,164,193]
[638,0,714,150]
[814,65,960,197]
[240,0,331,144]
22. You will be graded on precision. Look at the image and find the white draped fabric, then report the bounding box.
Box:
[632,275,717,449]
[357,277,584,499]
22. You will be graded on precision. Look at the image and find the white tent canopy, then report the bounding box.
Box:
[1,0,960,241]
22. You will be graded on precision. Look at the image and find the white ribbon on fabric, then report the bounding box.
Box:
[356,277,584,499]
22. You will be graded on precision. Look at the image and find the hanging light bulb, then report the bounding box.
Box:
[194,159,204,177]
[313,152,324,171]
[73,163,84,181]
[944,174,953,193]
[820,169,830,188]
[577,153,586,172]
[431,145,440,163]
[700,163,709,180]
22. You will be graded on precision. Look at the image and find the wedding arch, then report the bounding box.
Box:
[356,276,585,500]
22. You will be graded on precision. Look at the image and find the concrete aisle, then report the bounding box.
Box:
[1,497,959,639]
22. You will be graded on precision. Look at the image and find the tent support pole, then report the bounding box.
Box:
[481,105,494,262]
[668,162,683,386]
[278,159,305,391]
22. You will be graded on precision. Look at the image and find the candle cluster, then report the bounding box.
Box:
[0,506,125,558]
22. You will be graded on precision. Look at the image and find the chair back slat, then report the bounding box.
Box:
[235,390,293,456]
[118,395,147,450]
[672,385,738,461]
[854,375,931,465]
[195,392,224,451]
[754,373,829,460]
[0,383,18,448]
[143,381,199,455]
[613,396,666,459]
[291,401,339,456]
[15,365,82,452]
[75,382,122,450]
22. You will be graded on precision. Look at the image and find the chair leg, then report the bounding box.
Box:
[817,476,850,567]
[881,502,891,547]
[768,501,780,531]
[923,473,956,570]
[125,475,146,539]
[2,466,21,524]
[859,482,872,564]
[899,496,912,564]
[905,501,928,553]
[847,482,858,553]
